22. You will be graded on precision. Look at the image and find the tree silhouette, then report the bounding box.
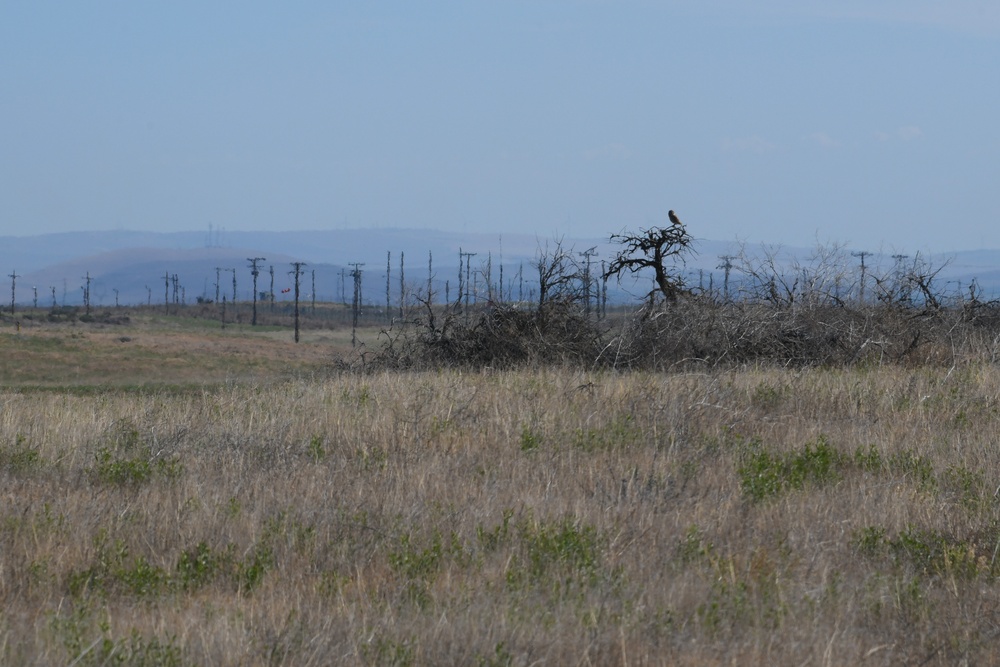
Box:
[604,213,696,302]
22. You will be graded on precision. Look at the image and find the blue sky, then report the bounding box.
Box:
[2,1,998,251]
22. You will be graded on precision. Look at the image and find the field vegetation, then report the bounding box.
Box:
[3,316,1000,664]
[4,231,1000,664]
[0,307,368,388]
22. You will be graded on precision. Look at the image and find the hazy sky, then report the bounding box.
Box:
[3,1,999,251]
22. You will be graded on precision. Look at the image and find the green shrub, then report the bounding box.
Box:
[739,436,844,503]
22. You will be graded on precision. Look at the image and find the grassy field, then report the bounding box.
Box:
[3,313,1000,664]
[0,309,382,387]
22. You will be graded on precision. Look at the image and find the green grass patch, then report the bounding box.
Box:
[739,436,844,503]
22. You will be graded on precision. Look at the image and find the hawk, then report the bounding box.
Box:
[668,210,683,227]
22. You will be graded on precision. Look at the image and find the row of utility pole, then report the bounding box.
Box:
[6,246,897,321]
[705,250,905,303]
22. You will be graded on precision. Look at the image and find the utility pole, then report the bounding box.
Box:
[269,265,275,311]
[498,236,504,302]
[51,286,57,309]
[113,288,119,308]
[717,255,735,301]
[82,272,91,314]
[8,270,20,314]
[427,251,433,305]
[457,249,464,309]
[339,268,348,306]
[399,251,405,318]
[32,286,37,309]
[518,262,524,305]
[579,247,598,317]
[601,260,608,318]
[460,250,477,324]
[349,262,364,347]
[386,251,392,322]
[485,251,493,301]
[290,262,307,343]
[851,251,871,304]
[247,257,266,325]
[214,267,222,304]
[164,272,170,314]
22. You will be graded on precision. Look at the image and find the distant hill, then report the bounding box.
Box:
[3,228,624,307]
[2,228,998,306]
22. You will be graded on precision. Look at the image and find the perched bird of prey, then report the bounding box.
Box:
[668,210,683,226]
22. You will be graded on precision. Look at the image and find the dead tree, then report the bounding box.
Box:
[604,212,696,303]
[534,238,579,313]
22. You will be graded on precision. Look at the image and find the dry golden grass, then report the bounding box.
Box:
[3,356,1000,665]
[0,312,383,387]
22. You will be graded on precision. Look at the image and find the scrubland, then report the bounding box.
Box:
[3,339,1000,664]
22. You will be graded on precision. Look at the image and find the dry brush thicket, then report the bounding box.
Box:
[374,294,1000,372]
[5,365,1000,664]
[369,235,1000,372]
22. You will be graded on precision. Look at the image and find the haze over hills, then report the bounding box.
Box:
[2,228,999,307]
